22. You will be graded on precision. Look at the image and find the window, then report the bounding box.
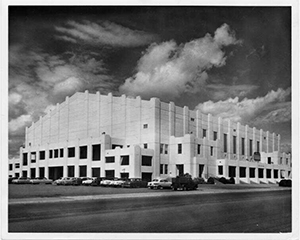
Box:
[143,124,148,129]
[79,165,87,177]
[197,144,201,154]
[286,158,288,165]
[241,138,245,155]
[233,136,237,154]
[274,169,278,178]
[210,146,214,156]
[39,151,45,160]
[15,163,20,168]
[250,168,255,178]
[257,141,260,152]
[30,168,36,179]
[258,168,264,178]
[213,131,218,141]
[218,166,223,175]
[80,146,87,159]
[120,155,129,165]
[191,118,195,122]
[249,140,253,156]
[92,144,101,161]
[224,134,227,153]
[268,157,272,164]
[178,144,182,154]
[240,167,246,178]
[23,153,28,166]
[54,149,59,158]
[60,148,64,158]
[160,164,164,174]
[266,169,271,178]
[144,143,148,149]
[165,164,168,174]
[203,129,207,138]
[165,144,168,154]
[68,166,74,177]
[39,167,45,178]
[9,164,13,171]
[49,150,53,158]
[105,170,115,178]
[228,166,236,177]
[68,147,75,158]
[160,144,164,154]
[105,156,115,163]
[92,168,101,177]
[142,156,152,166]
[199,164,204,177]
[31,152,36,163]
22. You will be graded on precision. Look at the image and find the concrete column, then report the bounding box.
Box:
[108,92,113,136]
[272,133,275,152]
[96,91,101,136]
[63,144,68,177]
[235,164,240,184]
[169,102,175,136]
[237,122,240,160]
[245,125,249,159]
[260,129,263,152]
[74,139,80,177]
[207,114,212,141]
[136,96,142,144]
[183,106,189,135]
[278,134,281,152]
[266,131,270,153]
[86,142,92,177]
[246,166,250,183]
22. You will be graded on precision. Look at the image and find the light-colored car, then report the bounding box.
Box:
[30,177,53,184]
[100,179,114,187]
[12,177,31,184]
[52,177,68,185]
[111,178,126,187]
[82,177,95,186]
[147,178,172,189]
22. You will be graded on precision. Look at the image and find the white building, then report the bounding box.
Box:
[12,91,291,183]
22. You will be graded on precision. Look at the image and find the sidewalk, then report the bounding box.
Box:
[9,186,290,205]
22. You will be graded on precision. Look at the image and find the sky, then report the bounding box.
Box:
[8,6,292,158]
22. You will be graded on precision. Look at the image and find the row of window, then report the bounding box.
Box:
[218,166,286,179]
[177,144,214,156]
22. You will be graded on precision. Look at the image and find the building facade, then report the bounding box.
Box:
[12,91,291,183]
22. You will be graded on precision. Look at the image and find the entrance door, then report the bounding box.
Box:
[199,164,204,177]
[142,172,152,182]
[30,168,36,179]
[176,164,184,176]
[49,166,63,180]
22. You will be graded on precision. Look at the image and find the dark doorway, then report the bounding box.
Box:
[39,167,45,178]
[228,166,236,177]
[176,164,184,176]
[68,166,74,177]
[199,164,204,177]
[30,168,36,179]
[49,166,63,180]
[22,170,27,177]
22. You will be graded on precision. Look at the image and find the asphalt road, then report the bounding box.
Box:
[9,189,291,233]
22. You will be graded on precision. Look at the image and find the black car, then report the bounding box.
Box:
[8,177,18,184]
[279,179,292,187]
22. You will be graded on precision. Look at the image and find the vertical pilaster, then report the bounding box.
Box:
[169,102,175,136]
[183,106,189,135]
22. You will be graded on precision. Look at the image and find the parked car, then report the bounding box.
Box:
[279,179,292,187]
[12,177,31,184]
[171,175,198,191]
[111,178,126,187]
[52,177,70,185]
[90,177,103,186]
[147,178,172,189]
[122,178,148,188]
[82,177,96,186]
[8,177,18,184]
[100,178,114,187]
[30,177,53,184]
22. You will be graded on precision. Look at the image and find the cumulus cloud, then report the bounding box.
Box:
[195,88,291,124]
[55,20,157,47]
[9,115,33,134]
[119,24,242,100]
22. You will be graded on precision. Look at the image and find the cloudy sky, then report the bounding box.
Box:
[8,6,291,158]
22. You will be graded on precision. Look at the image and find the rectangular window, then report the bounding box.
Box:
[30,168,36,179]
[54,149,59,158]
[160,144,164,154]
[199,164,204,177]
[49,150,53,158]
[240,167,246,178]
[203,129,207,138]
[249,140,253,156]
[120,155,129,165]
[15,163,20,168]
[112,144,123,149]
[233,136,237,154]
[80,146,87,159]
[191,118,195,122]
[241,138,245,155]
[160,164,164,174]
[250,168,255,178]
[224,134,227,153]
[165,144,168,154]
[257,141,260,152]
[9,164,13,171]
[92,144,101,161]
[23,153,28,166]
[39,151,45,160]
[274,169,278,178]
[79,165,87,177]
[39,167,45,178]
[68,166,74,177]
[178,144,182,154]
[142,156,152,166]
[218,166,223,175]
[92,168,101,177]
[213,131,218,141]
[31,152,36,163]
[268,157,272,164]
[165,164,168,174]
[197,144,201,155]
[210,146,214,156]
[143,124,148,129]
[105,156,115,163]
[68,147,75,158]
[60,148,64,158]
[258,168,264,178]
[144,143,148,149]
[266,169,271,178]
[105,170,115,178]
[228,166,236,177]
